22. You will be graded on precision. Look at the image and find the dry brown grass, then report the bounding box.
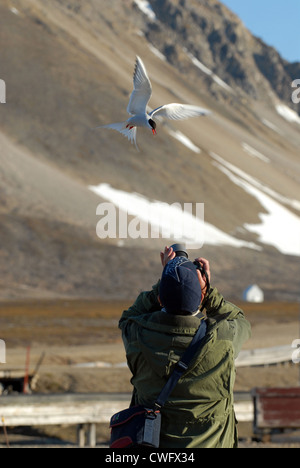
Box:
[0,299,130,347]
[1,298,298,346]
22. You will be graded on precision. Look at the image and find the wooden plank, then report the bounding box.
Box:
[253,387,300,429]
[0,393,131,426]
[0,370,34,379]
[254,387,300,398]
[0,392,253,427]
[235,345,292,367]
[234,401,253,422]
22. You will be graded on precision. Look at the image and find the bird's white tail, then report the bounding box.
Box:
[95,122,139,151]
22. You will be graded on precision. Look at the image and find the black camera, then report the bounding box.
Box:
[193,260,205,276]
[170,243,188,259]
[170,244,205,275]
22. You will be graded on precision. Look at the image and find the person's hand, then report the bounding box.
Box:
[160,246,176,268]
[194,257,211,300]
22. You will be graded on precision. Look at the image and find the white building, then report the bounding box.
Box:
[243,284,264,303]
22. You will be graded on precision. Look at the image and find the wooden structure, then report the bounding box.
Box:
[252,387,300,440]
[0,393,130,447]
[0,352,45,395]
[0,392,253,447]
[235,345,293,367]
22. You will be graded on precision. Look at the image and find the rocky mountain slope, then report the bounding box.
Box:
[146,0,300,107]
[0,0,299,302]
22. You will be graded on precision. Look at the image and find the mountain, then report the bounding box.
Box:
[146,0,300,109]
[0,0,299,302]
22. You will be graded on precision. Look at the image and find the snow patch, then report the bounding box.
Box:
[148,44,166,61]
[242,143,270,163]
[89,183,259,251]
[185,50,233,93]
[168,130,201,153]
[134,0,157,21]
[261,119,283,135]
[276,104,300,124]
[210,152,300,256]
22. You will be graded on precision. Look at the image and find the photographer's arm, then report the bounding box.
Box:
[195,257,251,357]
[194,257,240,320]
[203,287,251,357]
[119,280,161,330]
[119,246,178,331]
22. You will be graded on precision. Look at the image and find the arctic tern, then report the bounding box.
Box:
[97,56,211,150]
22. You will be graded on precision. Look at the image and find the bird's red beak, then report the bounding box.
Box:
[152,128,157,135]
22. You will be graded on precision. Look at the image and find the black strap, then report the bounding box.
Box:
[155,319,207,409]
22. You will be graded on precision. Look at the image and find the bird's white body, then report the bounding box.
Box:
[97,56,210,149]
[127,113,151,129]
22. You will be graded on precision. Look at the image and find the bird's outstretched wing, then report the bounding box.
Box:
[150,103,211,120]
[127,56,152,116]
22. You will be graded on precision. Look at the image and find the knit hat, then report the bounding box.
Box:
[159,256,202,315]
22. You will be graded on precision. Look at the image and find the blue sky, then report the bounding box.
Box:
[221,0,300,63]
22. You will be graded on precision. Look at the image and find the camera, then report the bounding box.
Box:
[193,260,205,276]
[170,243,188,259]
[170,244,205,275]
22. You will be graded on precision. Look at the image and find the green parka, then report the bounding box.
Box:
[119,281,251,448]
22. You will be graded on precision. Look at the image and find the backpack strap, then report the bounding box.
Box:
[154,319,207,409]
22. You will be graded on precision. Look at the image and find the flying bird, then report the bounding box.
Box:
[96,56,211,150]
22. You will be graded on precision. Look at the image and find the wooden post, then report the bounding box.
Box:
[77,424,86,447]
[23,346,31,394]
[87,423,96,447]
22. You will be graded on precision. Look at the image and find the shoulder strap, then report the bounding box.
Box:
[154,319,207,409]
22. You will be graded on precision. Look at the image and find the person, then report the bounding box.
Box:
[119,245,251,448]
